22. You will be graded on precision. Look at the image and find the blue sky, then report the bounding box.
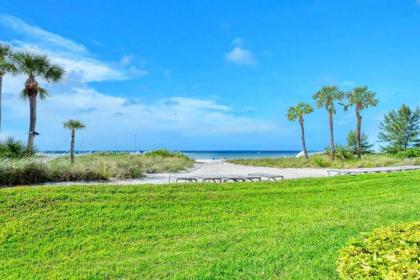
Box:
[0,0,419,151]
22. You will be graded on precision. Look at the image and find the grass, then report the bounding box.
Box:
[1,171,419,279]
[229,153,420,169]
[49,151,194,178]
[0,151,194,186]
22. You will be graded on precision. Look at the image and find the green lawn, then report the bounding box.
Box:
[1,172,419,279]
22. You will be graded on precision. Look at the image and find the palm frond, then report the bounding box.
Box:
[0,44,17,75]
[287,102,313,122]
[38,86,49,100]
[45,65,65,82]
[346,86,379,110]
[20,89,29,100]
[12,51,58,79]
[64,120,86,130]
[312,86,344,112]
[0,44,10,57]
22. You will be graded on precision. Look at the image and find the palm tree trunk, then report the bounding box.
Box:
[0,74,3,134]
[356,109,362,159]
[70,129,75,164]
[299,117,308,159]
[328,110,335,160]
[27,95,37,153]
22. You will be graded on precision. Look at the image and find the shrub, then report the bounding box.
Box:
[346,130,374,154]
[0,137,30,158]
[325,145,354,160]
[396,148,420,159]
[337,222,420,280]
[312,157,330,167]
[0,159,106,186]
[0,151,194,186]
[144,149,189,159]
[0,160,49,186]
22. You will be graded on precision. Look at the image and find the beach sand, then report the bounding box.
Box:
[114,159,328,185]
[46,159,418,186]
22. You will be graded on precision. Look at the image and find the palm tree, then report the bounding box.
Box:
[344,86,378,159]
[287,102,314,159]
[12,52,64,152]
[0,44,17,133]
[313,86,344,159]
[64,120,85,164]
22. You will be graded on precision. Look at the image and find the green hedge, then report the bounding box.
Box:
[396,148,420,158]
[0,159,107,186]
[0,137,30,158]
[144,149,190,159]
[337,222,420,279]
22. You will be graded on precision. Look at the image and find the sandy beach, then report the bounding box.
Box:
[110,159,326,185]
[79,159,416,185]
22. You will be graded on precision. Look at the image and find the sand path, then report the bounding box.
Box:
[111,159,328,185]
[46,160,419,186]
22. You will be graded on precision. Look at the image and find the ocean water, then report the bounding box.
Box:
[182,151,300,160]
[41,150,302,160]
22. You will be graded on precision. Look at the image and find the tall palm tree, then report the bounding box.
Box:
[0,44,17,133]
[344,86,378,159]
[64,120,85,164]
[287,102,314,159]
[12,52,64,152]
[313,86,344,159]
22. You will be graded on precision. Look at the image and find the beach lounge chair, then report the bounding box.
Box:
[223,176,247,183]
[242,175,262,182]
[175,176,198,183]
[326,170,344,176]
[248,173,284,181]
[199,176,224,183]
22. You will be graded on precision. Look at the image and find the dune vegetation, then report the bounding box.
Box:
[0,171,419,279]
[229,152,420,169]
[0,150,194,186]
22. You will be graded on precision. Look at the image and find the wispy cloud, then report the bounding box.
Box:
[232,37,245,47]
[0,15,147,82]
[2,85,278,146]
[225,37,256,66]
[225,47,256,66]
[0,14,87,53]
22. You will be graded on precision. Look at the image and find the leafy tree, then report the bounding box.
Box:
[378,105,419,153]
[0,44,17,133]
[313,86,344,159]
[287,102,314,159]
[64,120,86,164]
[12,52,64,153]
[346,130,373,154]
[344,86,378,158]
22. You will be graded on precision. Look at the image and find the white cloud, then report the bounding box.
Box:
[0,15,277,149]
[0,15,147,82]
[2,86,278,148]
[225,47,256,66]
[6,42,125,83]
[120,54,133,65]
[125,66,148,78]
[232,37,245,46]
[0,15,87,53]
